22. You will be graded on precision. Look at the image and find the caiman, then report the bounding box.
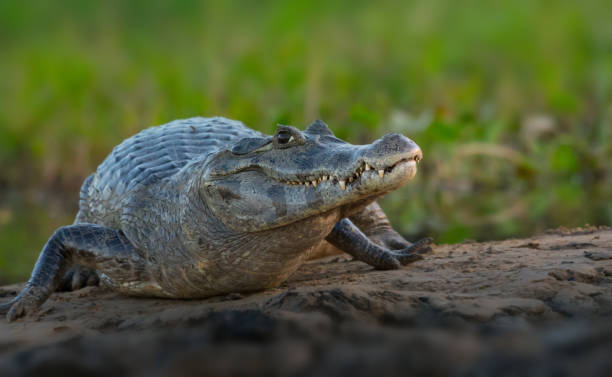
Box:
[1,117,431,321]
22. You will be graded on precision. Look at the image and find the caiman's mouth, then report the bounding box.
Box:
[272,153,421,191]
[203,135,422,233]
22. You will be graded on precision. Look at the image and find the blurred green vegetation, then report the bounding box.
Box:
[0,0,611,283]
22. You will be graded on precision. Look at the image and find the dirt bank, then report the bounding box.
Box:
[1,226,611,376]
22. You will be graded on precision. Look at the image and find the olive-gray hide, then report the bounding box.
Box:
[1,116,427,321]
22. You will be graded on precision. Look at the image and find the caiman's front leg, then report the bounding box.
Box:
[326,218,432,270]
[350,202,414,250]
[0,224,144,321]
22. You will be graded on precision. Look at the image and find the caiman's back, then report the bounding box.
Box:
[76,117,262,227]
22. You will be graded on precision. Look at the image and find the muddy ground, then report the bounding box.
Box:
[1,226,611,376]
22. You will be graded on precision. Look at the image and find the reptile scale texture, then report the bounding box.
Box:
[1,117,431,321]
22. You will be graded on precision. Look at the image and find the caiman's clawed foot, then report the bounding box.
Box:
[58,266,100,292]
[326,219,433,270]
[351,202,417,251]
[2,224,141,321]
[369,231,411,250]
[387,237,433,266]
[0,285,49,322]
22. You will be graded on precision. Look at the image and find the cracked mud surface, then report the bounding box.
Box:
[1,226,611,376]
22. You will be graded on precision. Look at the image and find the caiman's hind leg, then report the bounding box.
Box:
[326,218,432,270]
[350,202,426,250]
[0,224,145,321]
[57,266,100,292]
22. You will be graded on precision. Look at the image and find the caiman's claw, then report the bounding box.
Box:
[0,300,12,315]
[0,286,48,322]
[410,237,434,254]
[0,299,20,322]
[389,237,434,266]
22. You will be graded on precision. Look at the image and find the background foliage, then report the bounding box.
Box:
[0,0,610,283]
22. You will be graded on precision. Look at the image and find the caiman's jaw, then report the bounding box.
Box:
[201,120,422,233]
[272,154,421,191]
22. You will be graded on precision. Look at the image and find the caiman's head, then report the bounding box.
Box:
[201,120,422,233]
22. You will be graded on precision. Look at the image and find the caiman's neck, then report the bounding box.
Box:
[179,175,342,257]
[209,208,342,257]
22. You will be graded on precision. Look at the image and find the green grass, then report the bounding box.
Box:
[0,0,611,282]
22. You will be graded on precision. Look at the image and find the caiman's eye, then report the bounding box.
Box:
[276,130,293,144]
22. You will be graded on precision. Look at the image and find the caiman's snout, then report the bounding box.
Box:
[364,133,422,168]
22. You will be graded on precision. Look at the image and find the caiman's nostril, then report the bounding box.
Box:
[413,147,423,163]
[366,134,423,166]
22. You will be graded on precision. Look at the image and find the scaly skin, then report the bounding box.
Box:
[1,117,430,321]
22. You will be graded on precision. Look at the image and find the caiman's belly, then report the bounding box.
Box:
[99,209,341,299]
[104,249,313,299]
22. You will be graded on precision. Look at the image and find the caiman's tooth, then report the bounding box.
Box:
[378,169,384,178]
[312,180,317,187]
[317,177,322,183]
[338,180,346,191]
[305,181,310,187]
[365,163,371,171]
[348,176,353,183]
[322,176,327,181]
